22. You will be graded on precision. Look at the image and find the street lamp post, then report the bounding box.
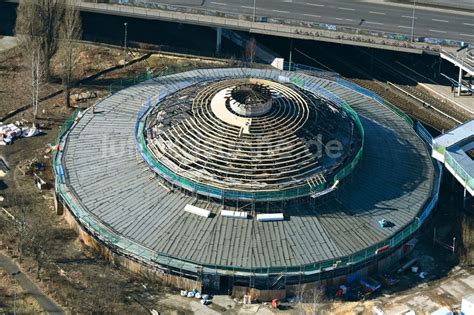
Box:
[124,22,128,62]
[410,0,416,42]
[253,0,256,22]
[458,56,464,97]
[11,271,20,315]
[289,39,293,71]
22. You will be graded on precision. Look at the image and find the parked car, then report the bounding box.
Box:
[360,277,381,293]
[378,274,400,287]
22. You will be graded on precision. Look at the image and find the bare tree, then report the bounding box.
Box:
[293,283,325,315]
[7,192,34,262]
[59,0,82,107]
[245,37,257,66]
[30,42,45,128]
[295,283,306,315]
[309,285,325,315]
[26,217,54,279]
[15,0,65,81]
[5,191,53,277]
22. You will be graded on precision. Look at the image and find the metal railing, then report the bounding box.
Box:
[79,0,467,52]
[440,49,474,73]
[52,68,441,280]
[445,151,474,191]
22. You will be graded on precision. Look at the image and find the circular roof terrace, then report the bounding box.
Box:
[56,68,436,278]
[142,78,363,201]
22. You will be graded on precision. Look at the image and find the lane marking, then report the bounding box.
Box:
[366,21,384,25]
[397,25,411,29]
[210,2,227,5]
[429,29,447,33]
[338,7,355,11]
[463,23,474,26]
[272,9,289,13]
[240,5,253,9]
[432,19,449,23]
[402,15,417,19]
[306,3,325,7]
[460,33,474,37]
[303,14,321,18]
[336,18,354,22]
[369,11,386,15]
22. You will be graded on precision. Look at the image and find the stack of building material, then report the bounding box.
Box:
[0,122,41,144]
[0,123,22,144]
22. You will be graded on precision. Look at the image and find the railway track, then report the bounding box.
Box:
[365,55,471,123]
[303,45,470,131]
[351,78,455,130]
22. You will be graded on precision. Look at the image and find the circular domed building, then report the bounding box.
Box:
[54,68,440,297]
[143,78,362,202]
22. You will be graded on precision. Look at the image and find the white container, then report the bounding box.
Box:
[256,213,284,222]
[221,210,248,219]
[184,204,211,218]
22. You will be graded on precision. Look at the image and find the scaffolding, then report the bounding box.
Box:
[52,68,441,290]
[137,79,365,202]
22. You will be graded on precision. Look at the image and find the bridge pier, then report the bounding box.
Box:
[216,27,222,54]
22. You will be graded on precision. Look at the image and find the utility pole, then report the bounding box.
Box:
[253,0,256,22]
[289,39,293,71]
[410,0,416,42]
[458,57,464,97]
[124,22,128,62]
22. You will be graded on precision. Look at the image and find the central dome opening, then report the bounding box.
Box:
[141,78,364,202]
[228,83,273,117]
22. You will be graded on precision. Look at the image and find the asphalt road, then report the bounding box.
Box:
[153,0,474,43]
[0,252,64,315]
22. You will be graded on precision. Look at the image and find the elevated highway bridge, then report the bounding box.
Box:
[4,0,474,54]
[3,0,474,81]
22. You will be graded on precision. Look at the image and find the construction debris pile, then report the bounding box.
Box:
[0,122,41,145]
